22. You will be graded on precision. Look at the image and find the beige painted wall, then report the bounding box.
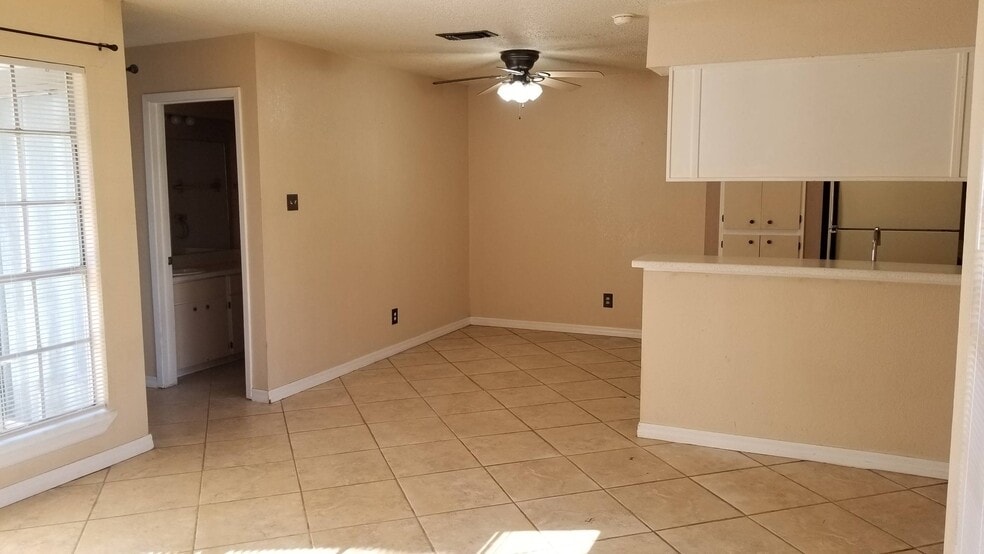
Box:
[640,271,959,461]
[2,0,148,487]
[252,36,470,388]
[128,35,470,391]
[469,73,706,330]
[125,35,267,383]
[647,0,978,71]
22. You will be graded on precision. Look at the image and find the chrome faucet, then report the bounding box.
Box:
[871,227,881,263]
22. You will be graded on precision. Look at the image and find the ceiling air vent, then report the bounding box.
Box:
[436,30,499,41]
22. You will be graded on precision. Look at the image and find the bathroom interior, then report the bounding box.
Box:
[164,100,246,378]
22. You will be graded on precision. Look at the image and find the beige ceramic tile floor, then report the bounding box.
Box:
[0,325,948,553]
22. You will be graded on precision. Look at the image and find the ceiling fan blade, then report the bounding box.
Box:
[497,67,523,75]
[537,70,605,79]
[432,75,501,85]
[540,77,581,92]
[478,82,502,96]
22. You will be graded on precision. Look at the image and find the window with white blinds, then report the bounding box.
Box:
[0,58,105,436]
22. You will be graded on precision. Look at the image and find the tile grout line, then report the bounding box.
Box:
[54,327,941,552]
[338,371,440,554]
[662,457,908,552]
[376,328,592,550]
[191,371,298,552]
[279,383,313,551]
[509,442,672,550]
[750,463,941,546]
[191,378,210,550]
[831,493,933,549]
[70,460,112,551]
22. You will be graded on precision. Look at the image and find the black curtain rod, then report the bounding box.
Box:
[0,26,118,52]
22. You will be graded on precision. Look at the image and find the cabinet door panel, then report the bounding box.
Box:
[722,182,763,230]
[722,234,761,257]
[175,303,209,368]
[695,50,968,179]
[199,296,231,362]
[175,297,232,370]
[668,67,702,180]
[759,235,801,258]
[761,182,802,230]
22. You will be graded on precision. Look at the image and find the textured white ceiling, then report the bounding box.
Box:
[121,0,652,79]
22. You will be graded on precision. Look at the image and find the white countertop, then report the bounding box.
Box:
[631,255,961,286]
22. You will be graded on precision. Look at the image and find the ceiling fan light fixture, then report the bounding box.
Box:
[497,80,543,104]
[496,82,513,101]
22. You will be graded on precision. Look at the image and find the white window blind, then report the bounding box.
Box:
[0,58,106,436]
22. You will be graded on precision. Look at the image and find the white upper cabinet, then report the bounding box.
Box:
[667,49,971,181]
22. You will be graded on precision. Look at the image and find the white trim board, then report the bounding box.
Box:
[469,317,642,339]
[142,88,254,399]
[0,408,117,470]
[253,318,471,403]
[638,422,949,479]
[0,434,153,508]
[145,375,160,389]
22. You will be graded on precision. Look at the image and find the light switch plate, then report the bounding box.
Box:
[286,194,299,211]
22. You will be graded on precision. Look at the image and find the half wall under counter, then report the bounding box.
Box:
[631,255,960,477]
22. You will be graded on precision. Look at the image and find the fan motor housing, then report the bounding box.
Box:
[500,49,540,72]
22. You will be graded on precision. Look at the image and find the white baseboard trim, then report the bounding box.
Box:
[469,317,641,339]
[254,318,471,403]
[637,422,949,479]
[0,434,154,508]
[145,375,160,388]
[250,389,270,403]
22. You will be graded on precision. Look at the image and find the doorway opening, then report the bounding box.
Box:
[142,89,253,399]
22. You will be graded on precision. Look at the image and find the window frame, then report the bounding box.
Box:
[0,56,112,467]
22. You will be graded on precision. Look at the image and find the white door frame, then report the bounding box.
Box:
[142,88,254,398]
[946,8,984,551]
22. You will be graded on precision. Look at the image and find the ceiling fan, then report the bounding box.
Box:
[432,49,604,103]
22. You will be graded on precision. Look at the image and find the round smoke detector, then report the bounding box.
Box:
[611,13,639,25]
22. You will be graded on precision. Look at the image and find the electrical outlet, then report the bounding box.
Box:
[391,308,399,325]
[286,193,299,211]
[603,293,614,309]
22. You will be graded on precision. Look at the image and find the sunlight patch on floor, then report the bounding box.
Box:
[212,529,601,554]
[479,529,600,553]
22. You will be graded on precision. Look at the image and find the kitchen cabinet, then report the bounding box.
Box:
[721,234,800,258]
[721,234,761,257]
[722,182,802,231]
[173,273,243,374]
[667,48,971,181]
[759,235,801,258]
[719,182,804,259]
